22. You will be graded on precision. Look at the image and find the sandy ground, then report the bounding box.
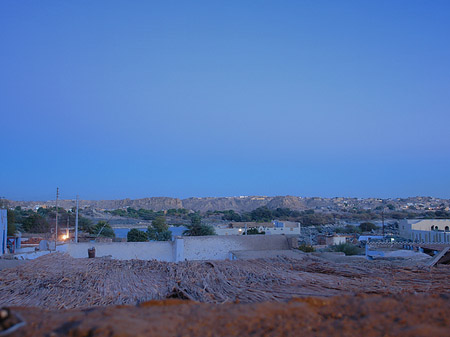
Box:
[4,294,450,337]
[0,259,28,271]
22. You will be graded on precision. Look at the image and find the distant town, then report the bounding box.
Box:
[1,195,450,248]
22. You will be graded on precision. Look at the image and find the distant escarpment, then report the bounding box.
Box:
[8,196,308,213]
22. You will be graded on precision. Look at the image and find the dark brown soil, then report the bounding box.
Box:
[5,294,450,337]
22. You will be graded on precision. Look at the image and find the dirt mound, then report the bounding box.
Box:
[4,294,450,336]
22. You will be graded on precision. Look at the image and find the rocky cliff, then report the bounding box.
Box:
[8,196,307,212]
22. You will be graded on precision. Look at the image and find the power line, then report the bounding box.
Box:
[75,195,79,243]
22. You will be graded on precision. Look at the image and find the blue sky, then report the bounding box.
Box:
[1,1,450,200]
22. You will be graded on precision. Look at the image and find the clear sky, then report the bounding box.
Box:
[1,1,450,201]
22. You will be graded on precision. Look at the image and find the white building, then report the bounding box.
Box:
[1,209,7,256]
[399,219,450,243]
[261,221,301,235]
[214,226,242,236]
[214,220,301,236]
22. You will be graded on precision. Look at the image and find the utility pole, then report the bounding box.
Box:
[75,195,79,243]
[382,208,385,236]
[66,217,69,240]
[55,187,59,250]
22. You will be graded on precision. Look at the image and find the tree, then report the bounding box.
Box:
[0,199,9,208]
[331,243,363,256]
[222,210,241,222]
[184,214,216,236]
[6,210,16,236]
[152,216,169,232]
[127,229,148,242]
[335,225,361,234]
[148,228,172,241]
[22,214,50,233]
[79,217,95,233]
[147,216,171,241]
[93,221,115,238]
[37,207,51,217]
[184,223,216,236]
[250,207,273,222]
[359,222,377,232]
[272,208,292,218]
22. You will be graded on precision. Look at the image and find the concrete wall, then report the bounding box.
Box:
[215,225,301,236]
[214,227,242,235]
[64,235,292,261]
[66,242,174,261]
[14,244,67,260]
[410,230,450,243]
[183,235,290,261]
[262,226,301,235]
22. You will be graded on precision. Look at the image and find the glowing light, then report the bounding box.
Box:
[61,234,68,240]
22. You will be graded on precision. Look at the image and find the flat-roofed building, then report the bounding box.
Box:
[399,219,450,243]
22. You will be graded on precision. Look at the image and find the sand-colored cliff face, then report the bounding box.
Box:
[8,195,307,212]
[8,195,450,213]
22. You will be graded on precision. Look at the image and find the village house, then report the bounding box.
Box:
[399,219,450,243]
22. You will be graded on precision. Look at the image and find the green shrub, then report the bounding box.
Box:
[298,244,315,253]
[183,214,216,236]
[331,243,362,256]
[335,225,361,234]
[183,224,216,236]
[147,216,172,241]
[359,222,377,232]
[93,221,115,238]
[127,228,148,242]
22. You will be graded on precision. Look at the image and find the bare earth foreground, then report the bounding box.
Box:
[1,253,449,336]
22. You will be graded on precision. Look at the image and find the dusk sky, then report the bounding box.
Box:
[1,1,450,201]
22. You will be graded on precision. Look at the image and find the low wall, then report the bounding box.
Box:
[66,242,174,261]
[65,235,292,262]
[183,235,290,261]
